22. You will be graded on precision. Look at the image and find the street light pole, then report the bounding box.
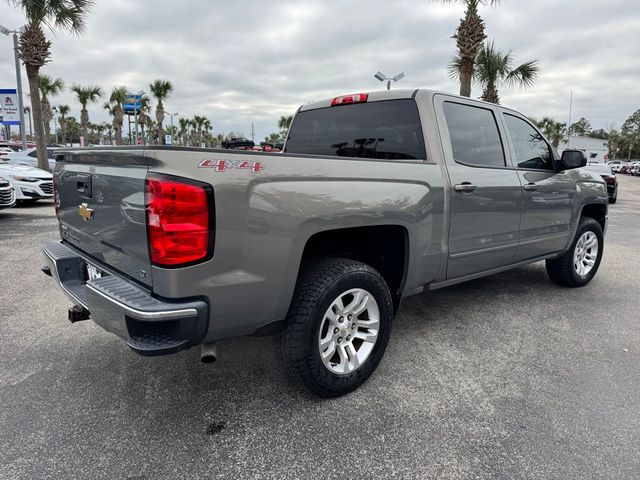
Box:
[24,106,32,140]
[12,32,26,148]
[1,25,27,148]
[134,103,138,145]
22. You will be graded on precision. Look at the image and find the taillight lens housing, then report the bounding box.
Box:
[605,175,616,185]
[145,175,214,267]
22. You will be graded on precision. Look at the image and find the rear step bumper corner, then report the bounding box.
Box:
[42,241,208,356]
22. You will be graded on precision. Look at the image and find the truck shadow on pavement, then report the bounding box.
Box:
[55,260,580,438]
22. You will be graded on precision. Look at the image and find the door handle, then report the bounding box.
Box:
[523,183,538,192]
[454,182,477,193]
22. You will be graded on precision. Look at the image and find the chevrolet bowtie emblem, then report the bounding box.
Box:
[78,203,94,222]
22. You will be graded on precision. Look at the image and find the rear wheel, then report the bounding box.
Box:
[546,217,604,287]
[281,258,393,397]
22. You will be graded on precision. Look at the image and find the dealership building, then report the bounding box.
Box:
[558,135,609,163]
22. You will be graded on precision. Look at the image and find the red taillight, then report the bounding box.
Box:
[146,176,212,267]
[331,93,369,106]
[606,175,616,185]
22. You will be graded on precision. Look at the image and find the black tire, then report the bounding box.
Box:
[281,258,393,397]
[546,216,604,287]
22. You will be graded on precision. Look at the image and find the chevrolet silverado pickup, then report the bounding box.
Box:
[43,89,608,397]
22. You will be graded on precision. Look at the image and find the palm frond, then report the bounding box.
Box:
[506,59,540,88]
[447,55,463,80]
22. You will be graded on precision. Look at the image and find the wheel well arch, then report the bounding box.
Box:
[581,203,607,230]
[300,225,409,314]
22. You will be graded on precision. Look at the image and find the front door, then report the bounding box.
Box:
[500,113,576,261]
[437,98,523,279]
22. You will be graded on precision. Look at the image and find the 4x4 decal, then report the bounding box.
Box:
[198,159,264,173]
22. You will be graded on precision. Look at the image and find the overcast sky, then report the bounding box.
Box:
[1,0,639,141]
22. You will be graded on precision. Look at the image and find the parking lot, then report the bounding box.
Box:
[0,175,639,479]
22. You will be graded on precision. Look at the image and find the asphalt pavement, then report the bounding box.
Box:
[1,176,639,479]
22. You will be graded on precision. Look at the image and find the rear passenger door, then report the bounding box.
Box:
[435,96,522,279]
[500,113,576,261]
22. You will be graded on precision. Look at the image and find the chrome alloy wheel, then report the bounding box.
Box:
[317,288,380,375]
[573,231,599,277]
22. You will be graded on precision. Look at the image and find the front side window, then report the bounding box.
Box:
[284,99,426,160]
[504,114,554,170]
[443,102,505,167]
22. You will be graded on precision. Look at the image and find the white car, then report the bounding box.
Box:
[0,162,53,202]
[0,146,14,157]
[0,177,16,210]
[3,147,57,170]
[607,160,623,173]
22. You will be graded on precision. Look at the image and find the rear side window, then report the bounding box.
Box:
[284,99,426,160]
[443,102,505,167]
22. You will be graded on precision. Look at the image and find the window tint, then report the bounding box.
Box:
[284,99,426,160]
[504,114,554,170]
[443,102,505,167]
[28,150,37,158]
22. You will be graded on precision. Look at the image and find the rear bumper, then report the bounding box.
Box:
[42,241,208,356]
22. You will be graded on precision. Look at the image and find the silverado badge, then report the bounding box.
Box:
[78,203,94,222]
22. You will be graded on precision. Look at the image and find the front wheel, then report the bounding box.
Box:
[546,216,604,287]
[281,258,393,397]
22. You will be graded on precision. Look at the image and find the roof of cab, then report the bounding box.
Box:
[299,88,422,112]
[297,87,530,118]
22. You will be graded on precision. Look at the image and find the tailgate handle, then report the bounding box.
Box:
[75,174,92,197]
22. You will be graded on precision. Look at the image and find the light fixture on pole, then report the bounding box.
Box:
[374,71,405,90]
[1,24,27,148]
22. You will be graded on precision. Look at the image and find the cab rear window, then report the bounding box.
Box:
[284,99,426,160]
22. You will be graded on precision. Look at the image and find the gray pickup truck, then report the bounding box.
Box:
[43,89,608,397]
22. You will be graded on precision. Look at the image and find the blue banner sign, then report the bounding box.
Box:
[123,94,143,115]
[0,88,20,125]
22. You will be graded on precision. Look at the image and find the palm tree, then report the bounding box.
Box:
[429,0,500,97]
[178,117,190,146]
[37,74,64,142]
[191,115,210,146]
[136,95,151,144]
[103,122,114,145]
[71,84,102,142]
[149,79,173,144]
[449,41,539,104]
[57,104,70,145]
[106,86,127,145]
[535,117,566,148]
[93,122,105,145]
[278,115,293,138]
[201,117,212,146]
[9,0,94,170]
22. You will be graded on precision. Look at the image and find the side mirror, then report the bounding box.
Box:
[558,150,587,170]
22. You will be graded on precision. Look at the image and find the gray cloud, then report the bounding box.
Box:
[1,0,639,141]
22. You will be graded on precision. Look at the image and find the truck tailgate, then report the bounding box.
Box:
[54,151,152,288]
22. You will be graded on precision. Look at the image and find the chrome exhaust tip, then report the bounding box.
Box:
[200,343,218,364]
